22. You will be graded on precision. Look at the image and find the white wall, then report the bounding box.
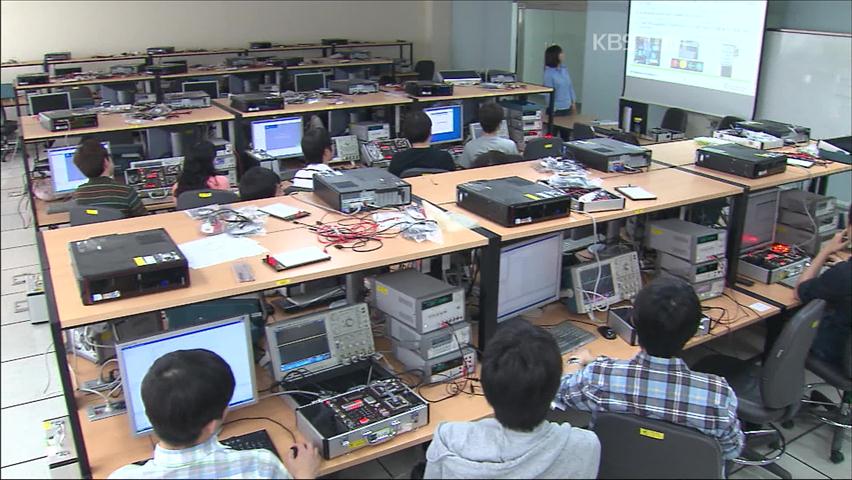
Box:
[0,1,452,72]
[580,0,627,120]
[451,0,515,71]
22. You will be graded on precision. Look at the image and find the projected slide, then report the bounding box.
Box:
[626,1,766,95]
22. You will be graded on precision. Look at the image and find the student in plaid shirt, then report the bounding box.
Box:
[557,277,745,460]
[110,349,320,479]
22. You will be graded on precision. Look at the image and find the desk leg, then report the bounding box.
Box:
[726,192,748,285]
[394,105,402,138]
[346,272,365,305]
[547,91,555,135]
[476,232,502,349]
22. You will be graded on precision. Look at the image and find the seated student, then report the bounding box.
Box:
[388,110,455,177]
[172,141,230,197]
[458,102,518,168]
[558,276,744,460]
[72,138,147,217]
[109,349,320,479]
[425,319,600,479]
[239,166,282,201]
[283,127,337,193]
[795,206,851,371]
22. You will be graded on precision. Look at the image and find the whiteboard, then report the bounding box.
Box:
[756,30,852,139]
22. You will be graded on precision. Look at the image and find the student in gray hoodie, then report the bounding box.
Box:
[424,319,600,479]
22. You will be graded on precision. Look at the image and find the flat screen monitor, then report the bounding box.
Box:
[28,92,71,115]
[116,316,258,436]
[294,72,326,92]
[250,117,303,158]
[47,142,109,194]
[424,104,463,145]
[497,232,563,322]
[469,120,509,140]
[182,80,219,99]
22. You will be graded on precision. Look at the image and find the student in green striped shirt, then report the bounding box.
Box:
[73,139,147,217]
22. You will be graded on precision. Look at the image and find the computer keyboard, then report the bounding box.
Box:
[132,429,279,465]
[546,321,597,354]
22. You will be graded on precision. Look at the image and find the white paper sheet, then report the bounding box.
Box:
[178,235,268,269]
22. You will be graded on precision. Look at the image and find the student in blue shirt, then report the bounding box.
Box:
[543,45,577,118]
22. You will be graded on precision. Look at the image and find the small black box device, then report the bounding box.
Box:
[249,41,272,49]
[696,143,787,178]
[281,56,304,66]
[322,38,349,46]
[147,46,176,55]
[70,228,189,305]
[404,81,453,97]
[44,52,72,62]
[564,137,652,172]
[734,119,811,144]
[144,63,188,75]
[328,79,379,95]
[17,73,50,86]
[229,93,284,112]
[314,168,411,213]
[485,69,517,83]
[225,57,258,68]
[456,176,572,227]
[39,110,98,132]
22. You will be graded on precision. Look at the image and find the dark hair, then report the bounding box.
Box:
[174,141,218,197]
[403,110,432,144]
[301,127,332,164]
[545,45,562,68]
[633,277,701,358]
[73,138,109,178]
[141,349,235,446]
[481,319,562,431]
[478,102,504,134]
[239,166,280,201]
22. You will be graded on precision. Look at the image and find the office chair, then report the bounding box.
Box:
[718,115,744,131]
[1,83,18,161]
[612,131,641,146]
[414,60,435,81]
[523,137,564,161]
[571,122,596,141]
[693,299,826,479]
[661,107,687,133]
[398,167,448,178]
[802,336,852,464]
[471,150,523,168]
[69,205,127,226]
[62,86,95,108]
[176,189,240,210]
[593,412,724,479]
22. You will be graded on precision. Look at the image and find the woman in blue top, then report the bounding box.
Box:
[543,45,576,119]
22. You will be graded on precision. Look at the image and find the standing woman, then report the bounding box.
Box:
[172,140,230,197]
[543,45,577,120]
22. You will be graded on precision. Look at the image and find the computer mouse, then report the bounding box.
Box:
[597,326,617,340]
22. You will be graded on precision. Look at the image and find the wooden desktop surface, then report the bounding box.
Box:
[73,282,778,479]
[287,58,394,71]
[396,82,552,103]
[739,251,851,309]
[550,113,598,131]
[20,105,235,142]
[162,65,282,80]
[213,91,413,118]
[408,160,627,206]
[430,167,743,242]
[43,198,487,329]
[34,197,176,228]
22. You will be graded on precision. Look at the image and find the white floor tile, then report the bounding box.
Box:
[377,446,425,479]
[0,245,39,270]
[729,453,829,479]
[0,396,67,467]
[0,174,25,191]
[0,321,54,362]
[0,196,29,216]
[1,354,62,409]
[1,213,29,232]
[787,424,852,479]
[0,227,36,249]
[1,292,31,325]
[0,264,39,296]
[0,457,50,479]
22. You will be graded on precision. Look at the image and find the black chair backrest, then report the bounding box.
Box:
[472,150,523,168]
[398,167,448,178]
[662,107,687,132]
[414,60,435,81]
[176,189,240,211]
[523,137,564,161]
[762,299,826,409]
[69,205,127,226]
[718,115,744,130]
[612,131,641,146]
[593,412,724,479]
[571,122,596,141]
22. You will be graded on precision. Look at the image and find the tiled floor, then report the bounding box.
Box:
[0,153,849,479]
